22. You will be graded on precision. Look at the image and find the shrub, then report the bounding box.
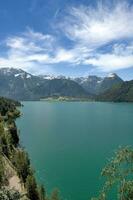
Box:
[92,147,133,200]
[11,150,30,182]
[26,174,40,200]
[50,189,61,200]
[0,187,21,200]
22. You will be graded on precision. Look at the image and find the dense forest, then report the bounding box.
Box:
[97,81,133,102]
[0,97,60,200]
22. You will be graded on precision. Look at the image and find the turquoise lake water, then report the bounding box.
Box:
[16,102,133,200]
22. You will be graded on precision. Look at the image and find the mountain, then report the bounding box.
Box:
[33,78,89,98]
[99,73,124,93]
[97,80,133,102]
[73,73,123,94]
[0,68,88,100]
[73,75,103,94]
[0,68,126,101]
[0,68,45,100]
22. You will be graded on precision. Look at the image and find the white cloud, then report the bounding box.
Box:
[57,1,133,71]
[0,1,133,74]
[84,43,133,71]
[0,29,57,72]
[61,1,133,47]
[0,29,84,71]
[85,53,133,71]
[113,43,133,56]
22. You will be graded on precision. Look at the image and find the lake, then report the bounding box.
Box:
[16,102,133,200]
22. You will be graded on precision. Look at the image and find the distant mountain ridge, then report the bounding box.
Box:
[0,68,125,101]
[39,73,123,94]
[0,68,88,100]
[72,73,123,94]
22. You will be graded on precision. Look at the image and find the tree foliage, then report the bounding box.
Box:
[11,149,30,182]
[0,97,21,116]
[8,122,19,147]
[50,189,61,200]
[0,97,47,200]
[97,81,133,102]
[38,184,46,200]
[0,187,21,200]
[0,122,12,157]
[26,174,40,200]
[0,155,4,187]
[92,147,133,200]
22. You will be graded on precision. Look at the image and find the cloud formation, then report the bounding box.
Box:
[0,1,133,74]
[0,28,85,72]
[61,2,133,46]
[0,29,55,72]
[59,1,133,71]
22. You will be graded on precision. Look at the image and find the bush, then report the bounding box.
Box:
[11,150,30,182]
[0,155,4,186]
[92,147,133,200]
[0,123,12,157]
[38,184,46,200]
[0,187,21,200]
[8,122,19,147]
[50,189,61,200]
[26,174,40,200]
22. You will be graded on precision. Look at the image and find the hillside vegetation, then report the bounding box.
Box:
[0,97,60,200]
[97,80,133,102]
[92,147,133,200]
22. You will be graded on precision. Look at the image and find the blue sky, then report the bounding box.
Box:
[0,0,133,79]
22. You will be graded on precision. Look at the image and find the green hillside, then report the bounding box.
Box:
[97,81,133,102]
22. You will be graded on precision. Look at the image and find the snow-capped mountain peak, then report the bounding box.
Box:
[0,67,32,80]
[107,73,117,78]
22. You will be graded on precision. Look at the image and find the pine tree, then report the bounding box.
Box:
[26,174,39,200]
[38,184,46,200]
[50,189,61,200]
